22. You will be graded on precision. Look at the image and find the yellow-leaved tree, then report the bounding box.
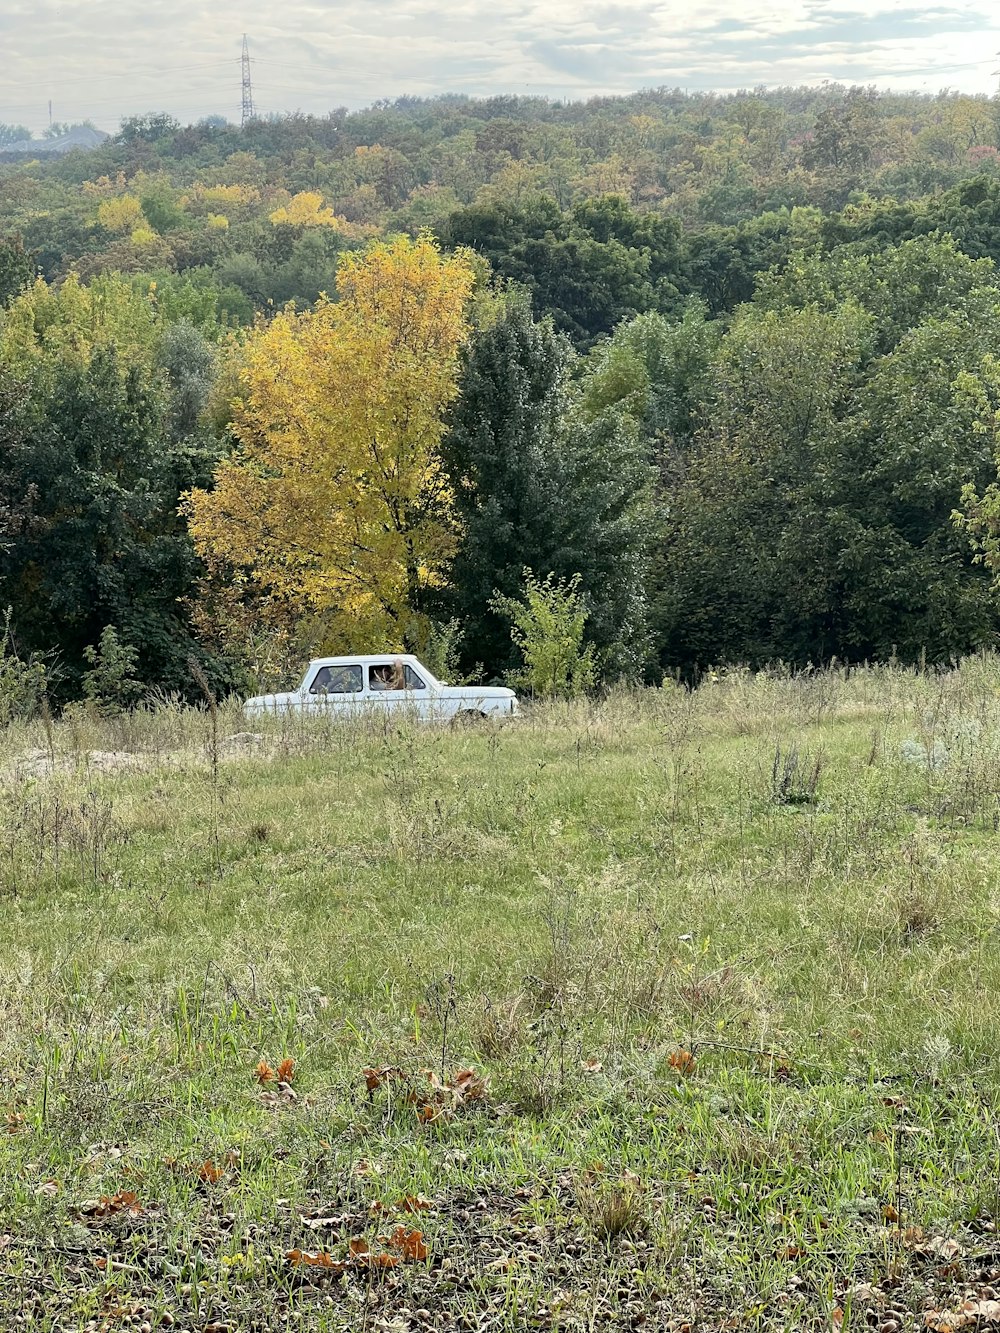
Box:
[268,191,343,228]
[183,234,475,653]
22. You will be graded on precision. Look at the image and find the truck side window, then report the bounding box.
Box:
[310,665,362,694]
[403,666,427,690]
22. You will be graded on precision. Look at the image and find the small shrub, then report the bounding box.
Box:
[491,570,596,699]
[895,886,940,938]
[82,626,142,715]
[771,743,824,805]
[417,618,476,684]
[0,610,47,725]
[576,1171,648,1242]
[475,994,526,1059]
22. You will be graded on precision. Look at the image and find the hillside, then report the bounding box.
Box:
[3,667,1000,1329]
[3,85,1000,706]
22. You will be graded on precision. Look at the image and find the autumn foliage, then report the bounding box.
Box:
[184,233,475,651]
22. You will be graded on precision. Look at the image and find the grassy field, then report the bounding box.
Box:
[4,662,1000,1332]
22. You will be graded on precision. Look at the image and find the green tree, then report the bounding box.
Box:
[580,302,721,444]
[441,293,655,678]
[117,113,180,146]
[0,346,221,698]
[443,195,683,344]
[82,625,143,713]
[0,235,35,309]
[0,123,30,147]
[656,288,1000,670]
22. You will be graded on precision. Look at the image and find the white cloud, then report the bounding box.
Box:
[1,0,997,134]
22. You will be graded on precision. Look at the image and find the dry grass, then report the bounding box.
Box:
[2,659,1000,1328]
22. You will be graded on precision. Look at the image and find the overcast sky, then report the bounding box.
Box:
[2,0,999,135]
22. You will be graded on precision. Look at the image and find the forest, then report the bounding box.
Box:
[5,82,1000,703]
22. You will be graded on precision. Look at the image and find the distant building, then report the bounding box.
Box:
[4,125,109,155]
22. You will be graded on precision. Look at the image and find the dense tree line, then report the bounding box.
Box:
[3,90,1000,702]
[1,85,999,324]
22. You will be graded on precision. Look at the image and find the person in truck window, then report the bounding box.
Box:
[370,660,405,691]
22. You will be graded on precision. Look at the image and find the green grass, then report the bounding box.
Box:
[4,661,1000,1331]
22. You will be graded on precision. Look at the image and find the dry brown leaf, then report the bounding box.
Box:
[304,1214,349,1230]
[256,1060,275,1085]
[920,1236,962,1261]
[924,1301,1000,1331]
[364,1251,400,1268]
[581,1058,603,1073]
[80,1190,142,1220]
[452,1067,488,1101]
[277,1058,296,1083]
[198,1161,223,1185]
[400,1194,432,1213]
[34,1180,59,1198]
[349,1238,399,1268]
[389,1225,429,1261]
[669,1049,696,1075]
[286,1248,348,1273]
[363,1066,402,1093]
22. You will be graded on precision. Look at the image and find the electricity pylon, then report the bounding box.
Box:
[241,35,255,127]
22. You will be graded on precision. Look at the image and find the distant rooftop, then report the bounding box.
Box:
[4,125,109,155]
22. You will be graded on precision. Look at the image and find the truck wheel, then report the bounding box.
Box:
[452,709,488,727]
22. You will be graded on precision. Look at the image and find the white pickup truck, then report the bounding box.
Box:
[243,654,518,722]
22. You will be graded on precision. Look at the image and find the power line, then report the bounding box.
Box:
[241,35,256,127]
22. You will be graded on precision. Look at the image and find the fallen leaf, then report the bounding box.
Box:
[452,1067,488,1101]
[363,1066,402,1093]
[581,1058,603,1073]
[349,1238,399,1268]
[303,1215,349,1231]
[256,1060,275,1085]
[920,1236,962,1261]
[924,1301,1000,1331]
[883,1203,899,1223]
[286,1248,348,1273]
[198,1161,223,1185]
[669,1049,696,1075]
[80,1191,143,1220]
[361,1251,400,1268]
[277,1058,296,1083]
[400,1194,432,1213]
[34,1180,59,1198]
[389,1226,429,1261]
